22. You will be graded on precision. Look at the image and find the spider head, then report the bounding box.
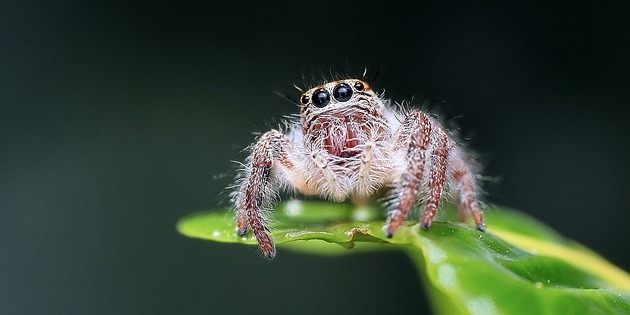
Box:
[299,79,386,156]
[299,79,383,125]
[299,79,374,110]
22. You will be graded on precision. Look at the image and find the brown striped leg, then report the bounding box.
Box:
[385,111,431,237]
[420,131,449,230]
[235,207,249,236]
[243,165,275,257]
[234,130,297,258]
[451,155,486,231]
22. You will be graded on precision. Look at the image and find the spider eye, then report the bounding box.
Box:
[353,81,365,91]
[300,94,310,105]
[312,89,330,108]
[333,83,353,102]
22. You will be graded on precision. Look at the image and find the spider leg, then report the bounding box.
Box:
[385,110,485,235]
[234,130,302,258]
[310,150,345,201]
[385,111,431,237]
[356,142,375,195]
[450,153,486,231]
[420,131,449,230]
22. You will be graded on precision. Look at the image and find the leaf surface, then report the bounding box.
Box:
[177,201,630,315]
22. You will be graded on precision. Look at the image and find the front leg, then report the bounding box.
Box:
[233,130,300,258]
[385,111,432,236]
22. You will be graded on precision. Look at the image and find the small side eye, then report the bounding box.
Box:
[353,81,365,91]
[333,83,353,102]
[300,94,310,105]
[312,89,331,108]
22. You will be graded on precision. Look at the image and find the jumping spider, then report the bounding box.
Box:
[232,79,485,258]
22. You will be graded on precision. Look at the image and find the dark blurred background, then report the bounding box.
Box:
[1,0,629,314]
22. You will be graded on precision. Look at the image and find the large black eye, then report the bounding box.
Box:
[333,83,353,102]
[353,81,365,91]
[312,89,330,108]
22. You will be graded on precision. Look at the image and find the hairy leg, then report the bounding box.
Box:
[356,142,375,194]
[234,130,301,258]
[385,111,431,237]
[420,131,449,230]
[310,150,345,201]
[450,154,486,231]
[356,141,390,197]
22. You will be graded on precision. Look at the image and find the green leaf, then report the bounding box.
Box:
[177,201,630,314]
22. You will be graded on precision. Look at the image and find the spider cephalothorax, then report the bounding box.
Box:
[232,79,485,258]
